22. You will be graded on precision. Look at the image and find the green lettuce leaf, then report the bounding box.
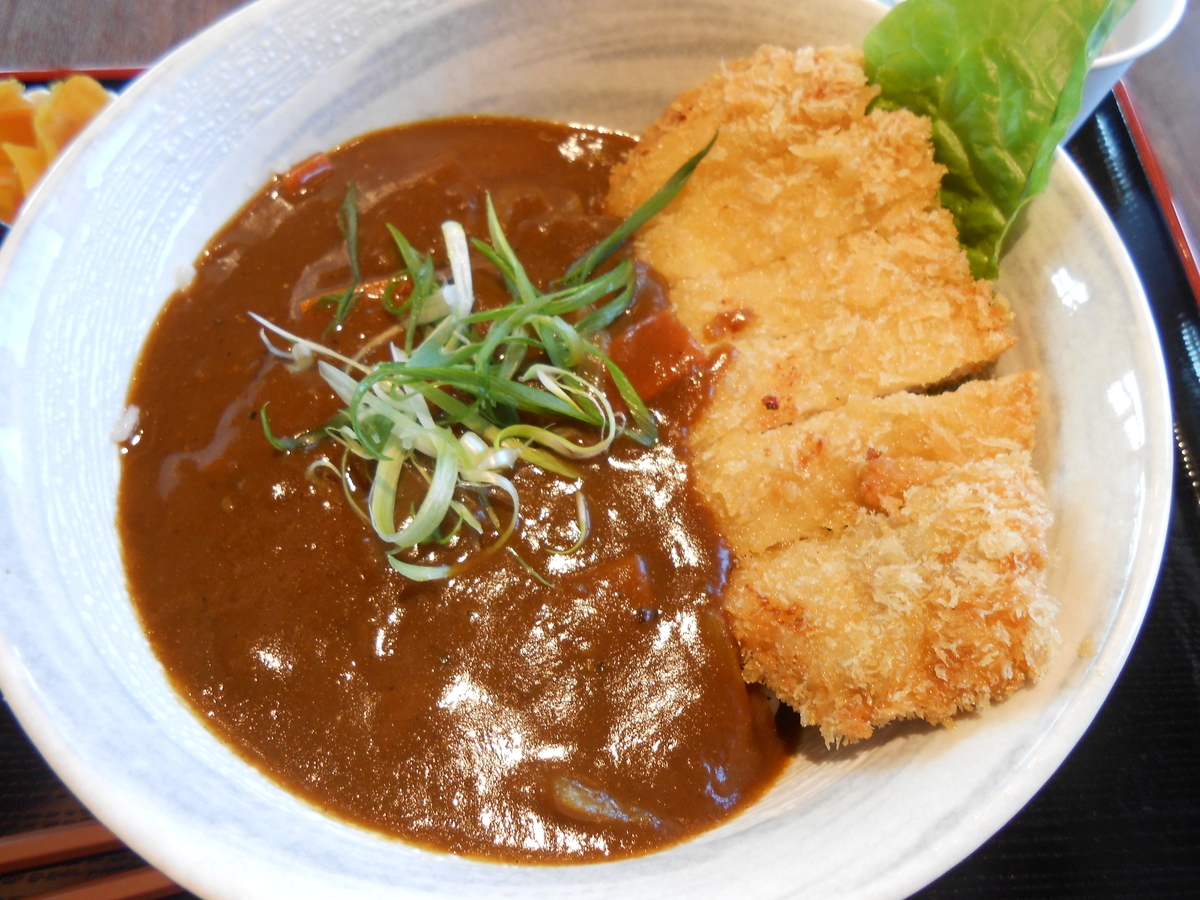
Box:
[864,0,1135,279]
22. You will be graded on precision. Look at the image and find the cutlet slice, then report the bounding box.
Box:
[607,45,1014,445]
[655,201,994,345]
[725,453,1057,746]
[690,282,1009,443]
[608,45,898,280]
[697,372,1039,555]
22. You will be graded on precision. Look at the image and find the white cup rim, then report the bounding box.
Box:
[1094,0,1188,68]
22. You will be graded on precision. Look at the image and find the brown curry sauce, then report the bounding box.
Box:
[118,117,789,862]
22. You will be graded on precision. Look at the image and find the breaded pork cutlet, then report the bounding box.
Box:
[607,46,1056,745]
[607,45,1014,447]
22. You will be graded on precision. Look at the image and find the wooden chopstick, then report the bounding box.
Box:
[26,865,179,900]
[0,820,124,874]
[0,821,181,899]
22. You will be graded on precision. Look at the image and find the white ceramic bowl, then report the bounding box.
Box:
[0,1,1172,898]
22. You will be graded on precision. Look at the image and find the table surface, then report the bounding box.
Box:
[2,2,1199,899]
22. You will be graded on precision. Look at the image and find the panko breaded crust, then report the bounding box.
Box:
[726,454,1056,746]
[607,45,1014,445]
[608,46,1056,745]
[698,372,1040,555]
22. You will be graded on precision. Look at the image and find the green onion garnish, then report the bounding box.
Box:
[329,183,362,330]
[255,136,713,579]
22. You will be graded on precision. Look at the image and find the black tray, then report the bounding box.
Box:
[2,93,1199,899]
[914,94,1200,899]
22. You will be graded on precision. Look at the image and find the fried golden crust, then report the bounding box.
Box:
[697,372,1039,554]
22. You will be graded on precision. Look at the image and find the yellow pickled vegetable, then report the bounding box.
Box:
[0,75,111,225]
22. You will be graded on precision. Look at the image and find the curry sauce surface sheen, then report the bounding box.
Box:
[119,117,786,862]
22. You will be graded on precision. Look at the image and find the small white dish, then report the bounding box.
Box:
[1072,0,1188,138]
[0,1,1172,898]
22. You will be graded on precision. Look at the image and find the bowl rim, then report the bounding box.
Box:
[0,0,1175,897]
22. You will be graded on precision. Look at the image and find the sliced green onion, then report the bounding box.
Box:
[257,141,710,579]
[327,183,362,331]
[260,402,293,451]
[549,491,590,556]
[508,546,556,587]
[562,132,717,285]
